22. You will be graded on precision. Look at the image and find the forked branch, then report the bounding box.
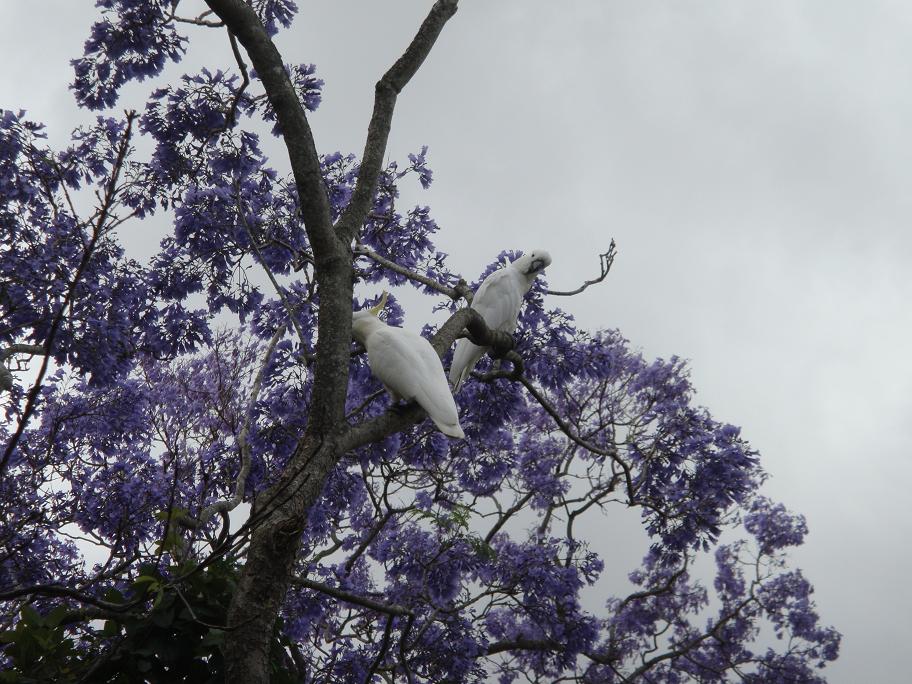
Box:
[336,0,459,241]
[546,239,617,296]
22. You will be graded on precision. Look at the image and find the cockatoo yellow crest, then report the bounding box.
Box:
[353,292,465,439]
[449,249,552,392]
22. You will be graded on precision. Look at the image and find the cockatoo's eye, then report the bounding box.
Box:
[529,258,546,273]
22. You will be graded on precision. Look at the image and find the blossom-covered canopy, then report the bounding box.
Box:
[0,1,839,681]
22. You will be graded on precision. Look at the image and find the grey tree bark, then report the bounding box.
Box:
[201,2,460,680]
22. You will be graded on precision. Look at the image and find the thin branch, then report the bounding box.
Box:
[546,240,617,296]
[171,585,230,630]
[1,112,136,476]
[292,577,411,616]
[172,13,224,28]
[233,184,308,348]
[365,615,396,684]
[335,0,459,241]
[345,388,386,420]
[516,375,636,503]
[487,638,556,656]
[0,344,46,393]
[196,325,285,525]
[353,243,470,302]
[343,508,399,575]
[399,613,416,684]
[620,596,756,683]
[226,32,251,129]
[0,583,137,613]
[618,561,689,610]
[484,491,534,544]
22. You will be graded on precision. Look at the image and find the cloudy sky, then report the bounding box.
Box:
[4,1,912,680]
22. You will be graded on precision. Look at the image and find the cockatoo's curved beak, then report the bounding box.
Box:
[527,258,547,274]
[369,291,389,316]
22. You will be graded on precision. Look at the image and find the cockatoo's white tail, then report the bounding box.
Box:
[428,410,465,439]
[352,292,465,439]
[449,339,486,393]
[449,249,552,393]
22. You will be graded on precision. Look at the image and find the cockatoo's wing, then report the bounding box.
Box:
[449,268,528,392]
[472,268,527,332]
[367,328,465,439]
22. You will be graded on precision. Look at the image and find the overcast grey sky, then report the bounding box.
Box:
[4,2,912,681]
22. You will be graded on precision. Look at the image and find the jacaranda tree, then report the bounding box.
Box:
[0,1,840,682]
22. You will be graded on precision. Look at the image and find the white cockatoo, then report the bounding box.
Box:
[352,292,465,439]
[448,249,552,392]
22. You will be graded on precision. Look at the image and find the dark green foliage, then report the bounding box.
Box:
[0,559,296,683]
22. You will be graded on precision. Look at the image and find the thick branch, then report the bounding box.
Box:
[199,7,460,682]
[340,308,514,451]
[207,0,351,439]
[335,0,459,241]
[203,0,334,254]
[0,343,46,362]
[546,240,617,296]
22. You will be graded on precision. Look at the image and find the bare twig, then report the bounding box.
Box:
[226,32,251,129]
[546,240,617,296]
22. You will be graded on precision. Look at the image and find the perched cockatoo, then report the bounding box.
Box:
[352,292,465,439]
[448,249,552,393]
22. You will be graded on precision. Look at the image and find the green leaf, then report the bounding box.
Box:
[19,605,41,628]
[199,628,225,649]
[46,605,69,628]
[103,588,126,604]
[133,574,159,587]
[150,606,176,628]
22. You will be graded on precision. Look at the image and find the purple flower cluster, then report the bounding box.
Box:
[72,1,187,110]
